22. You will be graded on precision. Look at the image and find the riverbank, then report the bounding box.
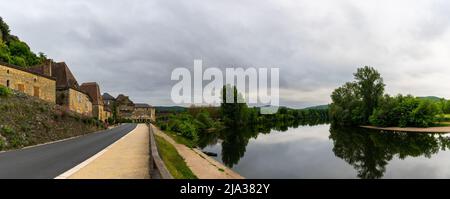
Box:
[150,124,244,179]
[361,125,450,133]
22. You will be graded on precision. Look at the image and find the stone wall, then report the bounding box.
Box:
[93,104,107,121]
[56,88,93,116]
[0,63,56,103]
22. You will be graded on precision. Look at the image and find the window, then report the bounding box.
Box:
[17,84,25,92]
[33,87,40,97]
[6,70,9,74]
[6,80,10,88]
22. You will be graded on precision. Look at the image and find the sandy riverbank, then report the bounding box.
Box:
[361,125,450,133]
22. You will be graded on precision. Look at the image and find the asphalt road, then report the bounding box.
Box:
[0,123,137,179]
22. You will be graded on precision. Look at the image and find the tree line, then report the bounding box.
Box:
[157,85,329,147]
[330,66,446,127]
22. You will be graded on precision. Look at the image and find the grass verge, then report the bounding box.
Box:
[155,134,197,179]
[162,130,197,148]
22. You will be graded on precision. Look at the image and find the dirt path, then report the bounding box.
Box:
[151,124,244,179]
[67,124,150,179]
[361,125,450,133]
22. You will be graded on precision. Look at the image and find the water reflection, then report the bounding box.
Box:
[198,118,329,168]
[200,121,450,178]
[329,125,450,179]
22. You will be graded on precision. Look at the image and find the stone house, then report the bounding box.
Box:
[29,60,93,116]
[102,92,115,107]
[132,103,156,122]
[80,82,108,122]
[115,94,135,119]
[0,61,56,103]
[102,92,115,120]
[113,94,156,122]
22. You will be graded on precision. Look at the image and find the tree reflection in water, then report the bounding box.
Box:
[199,117,450,178]
[198,117,329,168]
[329,125,450,179]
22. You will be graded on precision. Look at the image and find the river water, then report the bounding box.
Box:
[201,124,450,178]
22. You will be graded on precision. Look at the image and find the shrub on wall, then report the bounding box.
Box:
[0,85,12,97]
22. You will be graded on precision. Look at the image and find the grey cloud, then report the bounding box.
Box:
[2,0,450,107]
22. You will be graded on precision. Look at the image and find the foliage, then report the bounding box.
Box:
[220,85,249,127]
[331,66,440,128]
[369,95,439,127]
[330,66,384,126]
[329,82,364,126]
[155,135,197,179]
[354,66,385,123]
[0,85,12,97]
[159,109,222,146]
[0,17,46,67]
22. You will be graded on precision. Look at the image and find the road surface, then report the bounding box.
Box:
[0,123,137,179]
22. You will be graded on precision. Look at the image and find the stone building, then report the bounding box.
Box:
[102,92,115,107]
[113,94,156,122]
[29,60,93,116]
[115,94,135,119]
[0,61,56,103]
[102,93,115,121]
[80,82,108,122]
[132,103,156,122]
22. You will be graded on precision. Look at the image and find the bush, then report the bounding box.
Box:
[0,137,5,150]
[370,95,439,127]
[0,85,12,97]
[1,125,25,148]
[411,100,439,127]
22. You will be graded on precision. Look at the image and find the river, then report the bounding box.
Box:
[201,124,450,179]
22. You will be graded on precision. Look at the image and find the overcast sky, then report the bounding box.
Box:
[2,0,450,108]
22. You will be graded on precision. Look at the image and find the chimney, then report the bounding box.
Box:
[42,59,53,76]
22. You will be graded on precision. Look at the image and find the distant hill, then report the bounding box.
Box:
[417,96,445,101]
[155,106,187,113]
[304,104,329,110]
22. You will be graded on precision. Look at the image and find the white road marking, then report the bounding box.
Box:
[54,124,138,179]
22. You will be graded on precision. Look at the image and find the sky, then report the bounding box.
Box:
[1,0,450,108]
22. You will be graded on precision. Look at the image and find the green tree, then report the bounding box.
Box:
[354,66,385,124]
[0,17,10,42]
[329,82,363,125]
[0,40,10,63]
[220,85,249,127]
[330,66,385,126]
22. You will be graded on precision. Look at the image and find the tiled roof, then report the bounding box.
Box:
[52,62,79,89]
[116,94,134,105]
[80,82,104,105]
[29,60,79,89]
[102,92,115,100]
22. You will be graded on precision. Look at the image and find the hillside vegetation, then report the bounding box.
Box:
[0,86,104,151]
[0,17,46,67]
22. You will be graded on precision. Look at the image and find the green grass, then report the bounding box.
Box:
[163,130,197,148]
[434,122,450,127]
[155,135,197,179]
